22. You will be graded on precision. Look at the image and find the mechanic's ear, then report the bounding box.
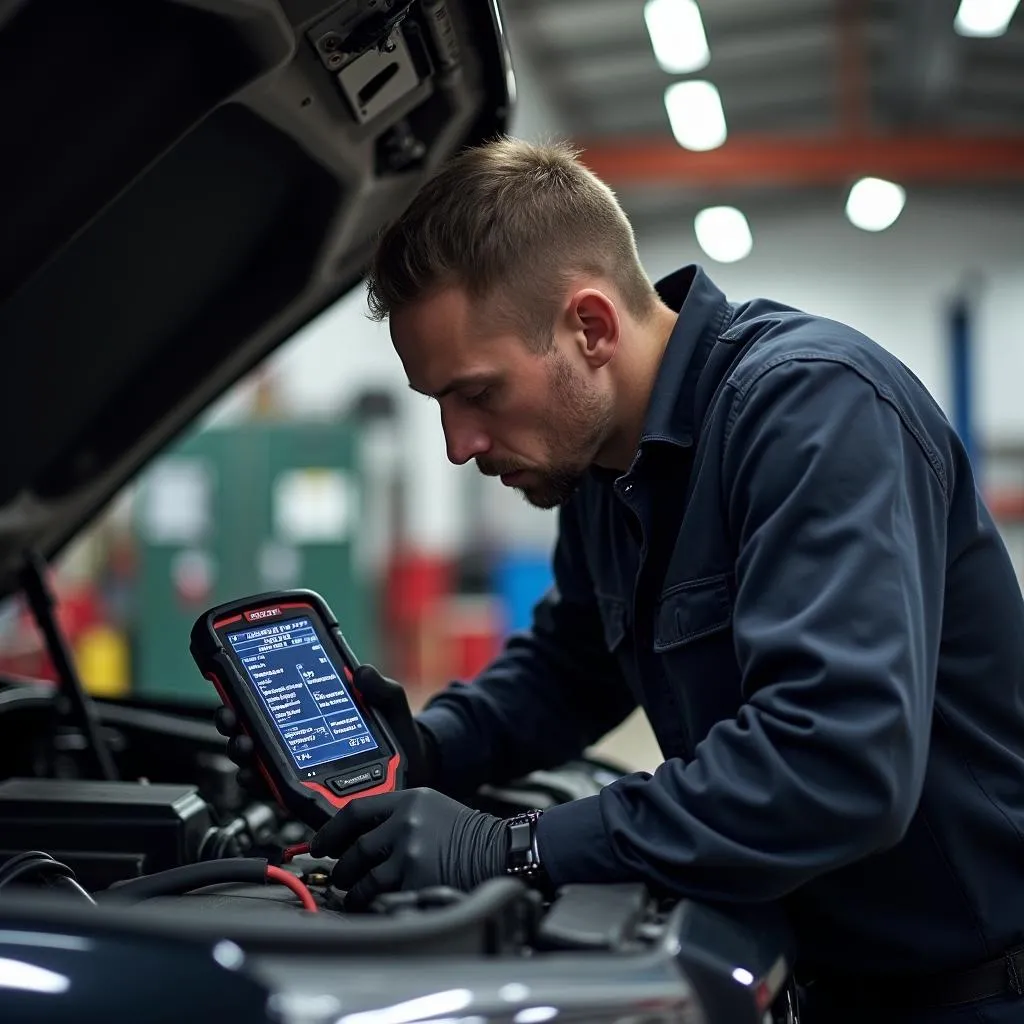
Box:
[568,288,619,370]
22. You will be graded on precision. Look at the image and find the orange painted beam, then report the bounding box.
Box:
[575,136,1024,188]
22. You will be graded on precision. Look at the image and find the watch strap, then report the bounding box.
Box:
[505,810,546,885]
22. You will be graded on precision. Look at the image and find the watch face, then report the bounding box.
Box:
[506,812,544,881]
[508,818,534,854]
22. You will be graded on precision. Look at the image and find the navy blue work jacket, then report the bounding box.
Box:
[417,264,1024,977]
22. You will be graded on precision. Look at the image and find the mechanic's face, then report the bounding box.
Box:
[392,286,614,509]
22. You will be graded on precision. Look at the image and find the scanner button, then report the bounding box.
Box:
[370,763,384,781]
[326,771,373,795]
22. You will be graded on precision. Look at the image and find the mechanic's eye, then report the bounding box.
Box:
[463,386,494,407]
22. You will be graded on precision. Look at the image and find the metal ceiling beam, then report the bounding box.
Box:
[884,0,962,126]
[837,0,870,134]
[574,136,1024,187]
[530,19,878,69]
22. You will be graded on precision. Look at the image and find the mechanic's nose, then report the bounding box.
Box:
[442,409,490,466]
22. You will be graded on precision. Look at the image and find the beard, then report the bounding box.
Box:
[477,352,613,510]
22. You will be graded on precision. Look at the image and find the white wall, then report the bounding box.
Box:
[637,194,1024,446]
[246,193,1024,558]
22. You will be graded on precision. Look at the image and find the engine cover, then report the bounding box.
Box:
[0,777,213,891]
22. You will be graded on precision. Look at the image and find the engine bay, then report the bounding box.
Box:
[0,732,627,936]
[0,674,800,1024]
[0,674,650,939]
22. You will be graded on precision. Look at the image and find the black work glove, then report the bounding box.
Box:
[309,788,508,911]
[348,665,438,789]
[212,705,270,800]
[213,664,438,797]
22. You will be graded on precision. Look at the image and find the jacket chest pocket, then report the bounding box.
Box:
[653,573,743,739]
[654,573,734,650]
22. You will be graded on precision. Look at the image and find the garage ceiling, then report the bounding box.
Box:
[501,0,1024,221]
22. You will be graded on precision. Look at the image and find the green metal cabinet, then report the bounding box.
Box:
[134,421,373,703]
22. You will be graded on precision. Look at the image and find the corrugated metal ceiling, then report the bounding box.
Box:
[500,0,1024,217]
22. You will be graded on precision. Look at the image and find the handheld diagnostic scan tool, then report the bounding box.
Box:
[190,590,404,829]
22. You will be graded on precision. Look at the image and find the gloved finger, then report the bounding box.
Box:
[352,665,408,715]
[309,791,404,859]
[236,767,264,794]
[352,666,429,782]
[213,705,238,737]
[330,818,396,891]
[227,733,255,764]
[343,857,404,912]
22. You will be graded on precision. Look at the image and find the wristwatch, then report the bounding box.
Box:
[505,810,548,889]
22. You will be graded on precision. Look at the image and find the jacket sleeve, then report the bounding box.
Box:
[416,499,637,798]
[536,357,949,901]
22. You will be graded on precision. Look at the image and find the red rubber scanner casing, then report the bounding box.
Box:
[190,590,405,830]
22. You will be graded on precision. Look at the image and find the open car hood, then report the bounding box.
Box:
[0,0,513,598]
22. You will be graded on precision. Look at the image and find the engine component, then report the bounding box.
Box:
[0,777,213,891]
[536,883,649,952]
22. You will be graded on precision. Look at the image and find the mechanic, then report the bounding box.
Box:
[221,138,1024,1022]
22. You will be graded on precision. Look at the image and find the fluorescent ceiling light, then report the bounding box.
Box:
[954,0,1020,36]
[694,206,752,263]
[845,177,907,232]
[644,0,710,73]
[664,80,727,152]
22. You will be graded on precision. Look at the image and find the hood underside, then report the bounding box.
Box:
[0,0,513,597]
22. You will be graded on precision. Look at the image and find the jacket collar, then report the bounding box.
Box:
[639,264,732,450]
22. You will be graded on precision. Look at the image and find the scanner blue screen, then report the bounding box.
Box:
[227,617,378,771]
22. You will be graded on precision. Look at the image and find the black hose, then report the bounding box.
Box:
[103,858,269,902]
[0,851,58,881]
[0,851,94,902]
[0,858,76,890]
[48,874,97,905]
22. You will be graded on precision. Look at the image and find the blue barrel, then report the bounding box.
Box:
[493,551,555,636]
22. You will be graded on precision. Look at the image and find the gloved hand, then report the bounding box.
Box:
[213,664,439,798]
[309,788,508,911]
[212,705,271,800]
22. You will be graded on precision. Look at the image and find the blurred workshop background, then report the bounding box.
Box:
[2,0,1023,772]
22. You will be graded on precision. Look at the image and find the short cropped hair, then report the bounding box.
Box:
[365,137,658,350]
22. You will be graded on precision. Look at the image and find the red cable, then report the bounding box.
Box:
[281,842,310,863]
[265,865,318,912]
